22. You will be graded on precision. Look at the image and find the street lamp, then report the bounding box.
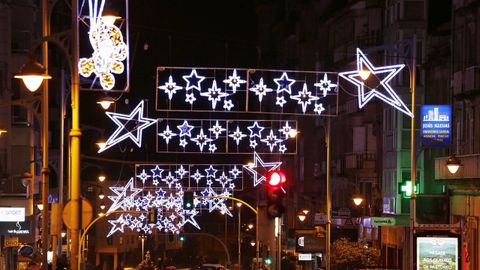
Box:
[14,58,51,92]
[297,211,307,222]
[352,194,364,207]
[446,155,461,174]
[97,95,115,110]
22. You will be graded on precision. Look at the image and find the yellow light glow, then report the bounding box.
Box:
[447,164,460,174]
[302,209,309,215]
[96,140,107,151]
[247,162,254,168]
[100,204,106,210]
[288,129,298,138]
[98,175,106,182]
[15,75,50,92]
[97,100,114,110]
[101,15,120,27]
[236,202,242,208]
[359,70,371,81]
[37,203,44,211]
[352,195,364,206]
[0,129,7,135]
[297,214,306,222]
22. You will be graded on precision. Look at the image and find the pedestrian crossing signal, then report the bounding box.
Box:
[183,191,194,210]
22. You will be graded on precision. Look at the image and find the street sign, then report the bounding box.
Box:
[372,217,396,226]
[421,105,451,147]
[62,198,93,230]
[298,253,312,261]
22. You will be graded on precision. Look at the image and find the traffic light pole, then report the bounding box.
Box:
[325,117,331,270]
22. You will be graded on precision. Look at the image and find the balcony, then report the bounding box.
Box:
[345,152,376,170]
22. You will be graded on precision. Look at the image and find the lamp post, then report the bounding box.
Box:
[15,0,81,269]
[409,35,417,270]
[325,117,331,270]
[237,202,242,270]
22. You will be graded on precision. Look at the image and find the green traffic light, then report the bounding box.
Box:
[179,235,185,241]
[264,258,272,265]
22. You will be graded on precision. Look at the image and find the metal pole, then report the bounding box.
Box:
[255,190,260,270]
[141,237,145,260]
[69,0,82,269]
[238,206,241,270]
[409,34,417,270]
[325,117,331,270]
[225,214,228,266]
[276,218,281,270]
[41,0,50,268]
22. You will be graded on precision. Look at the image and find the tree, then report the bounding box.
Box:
[331,238,380,270]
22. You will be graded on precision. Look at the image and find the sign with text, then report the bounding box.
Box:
[421,105,451,147]
[0,207,25,222]
[4,236,19,247]
[296,234,325,253]
[0,221,31,235]
[417,237,458,270]
[298,253,312,261]
[372,217,396,226]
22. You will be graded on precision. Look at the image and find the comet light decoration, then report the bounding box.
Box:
[98,100,156,153]
[156,119,298,154]
[78,0,128,90]
[105,164,244,236]
[243,152,282,187]
[339,48,413,117]
[156,67,339,116]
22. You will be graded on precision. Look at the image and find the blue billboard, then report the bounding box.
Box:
[421,105,451,147]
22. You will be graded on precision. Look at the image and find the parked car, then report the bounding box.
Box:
[198,264,226,270]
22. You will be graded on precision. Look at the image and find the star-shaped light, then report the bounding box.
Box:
[247,121,264,138]
[179,138,188,148]
[107,178,142,212]
[99,101,157,153]
[200,80,229,109]
[150,166,164,178]
[229,166,242,178]
[208,121,226,139]
[243,152,282,186]
[191,129,212,151]
[208,144,217,153]
[158,125,177,144]
[205,165,218,178]
[175,165,188,179]
[185,93,197,104]
[159,75,183,100]
[249,139,258,148]
[261,129,282,152]
[223,99,234,111]
[339,48,412,117]
[161,172,178,188]
[314,73,337,97]
[183,69,206,91]
[177,120,194,137]
[192,169,205,183]
[276,96,287,107]
[107,215,127,237]
[249,78,273,102]
[274,72,295,94]
[279,121,294,139]
[229,126,247,145]
[279,144,287,153]
[290,83,320,113]
[314,103,325,115]
[223,69,246,93]
[137,169,151,184]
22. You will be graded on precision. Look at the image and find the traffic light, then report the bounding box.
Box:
[266,170,286,218]
[183,191,194,210]
[179,233,185,242]
[148,208,158,223]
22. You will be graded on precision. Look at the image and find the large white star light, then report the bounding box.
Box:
[223,69,246,93]
[99,101,157,153]
[159,75,183,100]
[339,48,412,117]
[249,78,273,102]
[243,152,282,186]
[314,73,337,97]
[200,80,229,109]
[290,83,320,113]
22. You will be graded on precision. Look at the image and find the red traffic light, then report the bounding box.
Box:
[267,171,286,187]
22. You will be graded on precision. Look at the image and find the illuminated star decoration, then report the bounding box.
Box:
[314,103,325,115]
[191,129,213,151]
[261,130,282,152]
[274,72,295,95]
[183,69,206,91]
[314,73,337,97]
[249,78,273,102]
[208,121,226,139]
[339,48,412,117]
[290,83,320,113]
[276,96,287,107]
[78,0,128,90]
[223,69,246,93]
[247,122,264,138]
[243,152,282,186]
[185,93,197,104]
[99,101,157,153]
[177,120,194,137]
[279,121,294,139]
[229,126,247,145]
[159,75,183,100]
[158,125,178,144]
[223,100,234,111]
[200,80,229,109]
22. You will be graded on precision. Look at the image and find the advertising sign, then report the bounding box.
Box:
[296,234,325,253]
[298,254,312,261]
[372,217,396,226]
[0,221,31,235]
[421,105,451,147]
[0,207,25,222]
[417,237,458,270]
